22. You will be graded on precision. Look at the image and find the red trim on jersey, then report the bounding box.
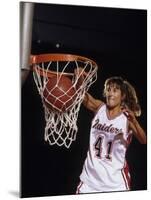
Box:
[126,116,129,134]
[121,161,131,190]
[127,134,133,146]
[76,181,83,194]
[121,133,132,190]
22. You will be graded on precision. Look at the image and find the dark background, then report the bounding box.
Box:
[21,2,147,198]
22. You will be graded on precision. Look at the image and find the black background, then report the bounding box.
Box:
[21,2,147,198]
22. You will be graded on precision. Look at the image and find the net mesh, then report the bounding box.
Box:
[32,55,98,148]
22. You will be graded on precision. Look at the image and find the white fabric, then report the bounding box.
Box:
[80,104,131,192]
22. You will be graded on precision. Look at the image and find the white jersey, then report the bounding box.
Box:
[78,104,132,193]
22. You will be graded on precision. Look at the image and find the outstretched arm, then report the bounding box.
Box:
[74,68,104,112]
[122,107,147,144]
[83,92,104,113]
[129,120,147,144]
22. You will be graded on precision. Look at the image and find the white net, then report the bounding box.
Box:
[32,54,98,148]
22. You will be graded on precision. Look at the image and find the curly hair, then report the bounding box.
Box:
[103,76,141,117]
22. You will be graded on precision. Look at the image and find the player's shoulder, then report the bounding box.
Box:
[95,102,106,114]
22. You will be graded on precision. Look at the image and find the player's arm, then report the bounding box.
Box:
[83,92,104,113]
[128,120,147,144]
[122,108,147,144]
[74,68,104,112]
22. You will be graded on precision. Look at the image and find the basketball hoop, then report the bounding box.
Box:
[30,54,98,148]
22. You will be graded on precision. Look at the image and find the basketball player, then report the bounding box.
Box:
[76,75,146,193]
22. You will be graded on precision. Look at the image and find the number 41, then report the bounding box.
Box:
[94,136,113,160]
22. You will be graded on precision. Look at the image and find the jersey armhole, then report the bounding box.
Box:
[93,103,105,120]
[127,120,135,136]
[126,120,133,144]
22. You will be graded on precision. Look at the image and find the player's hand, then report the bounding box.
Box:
[114,132,128,147]
[121,105,136,123]
[74,67,87,77]
[74,68,88,89]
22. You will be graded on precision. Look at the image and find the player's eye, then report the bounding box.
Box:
[113,88,117,92]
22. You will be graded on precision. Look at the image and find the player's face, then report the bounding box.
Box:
[105,84,123,109]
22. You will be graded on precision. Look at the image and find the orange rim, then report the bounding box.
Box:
[31,53,98,77]
[33,65,74,77]
[30,53,97,66]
